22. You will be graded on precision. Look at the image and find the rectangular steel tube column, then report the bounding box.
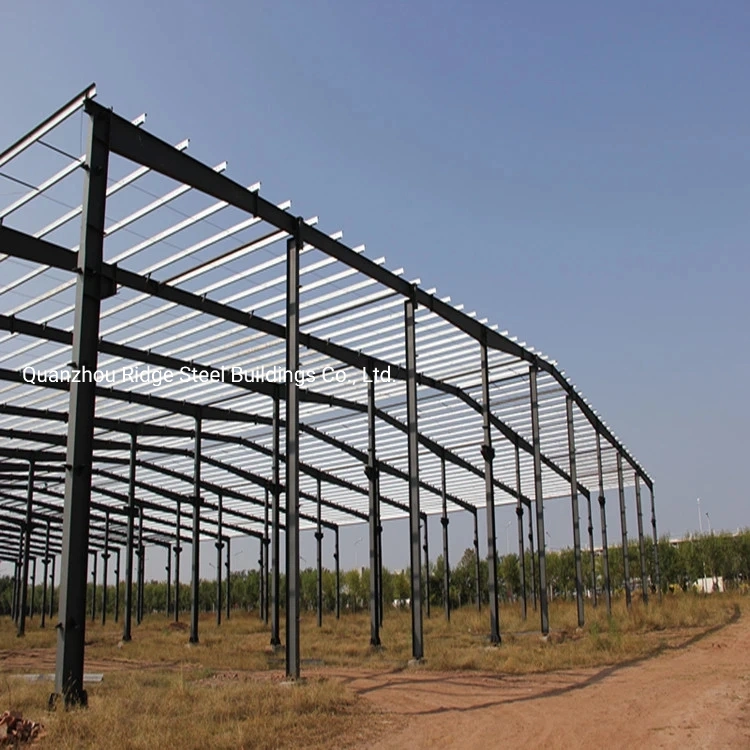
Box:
[262,487,269,624]
[90,553,97,622]
[113,549,120,623]
[596,432,612,614]
[566,395,585,628]
[174,500,181,622]
[30,558,36,619]
[165,545,171,618]
[529,366,550,635]
[440,455,451,622]
[473,511,481,611]
[334,527,341,619]
[366,375,380,645]
[514,444,527,621]
[41,521,50,628]
[270,394,281,647]
[225,536,231,621]
[18,459,34,636]
[480,342,501,643]
[101,512,109,626]
[649,486,661,601]
[617,453,632,609]
[528,507,537,611]
[376,470,384,628]
[11,559,19,623]
[285,227,302,679]
[216,493,223,626]
[634,475,648,604]
[136,507,144,625]
[190,414,202,643]
[404,297,424,661]
[49,556,55,620]
[316,479,323,629]
[54,107,110,707]
[123,435,136,642]
[586,494,597,607]
[422,514,431,619]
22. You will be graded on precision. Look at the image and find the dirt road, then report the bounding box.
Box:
[336,613,750,749]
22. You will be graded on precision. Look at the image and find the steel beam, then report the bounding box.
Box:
[634,474,648,604]
[617,453,632,609]
[404,297,424,661]
[566,395,585,627]
[54,107,110,708]
[529,366,549,635]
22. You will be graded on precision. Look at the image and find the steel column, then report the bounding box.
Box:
[528,505,537,611]
[566,395,585,627]
[18,459,34,636]
[41,520,50,628]
[262,487,269,624]
[514,444,527,621]
[285,225,302,679]
[225,536,231,620]
[174,499,181,622]
[136,507,144,625]
[529,365,549,635]
[90,553,97,622]
[316,478,323,629]
[634,475,648,604]
[404,297,424,661]
[123,435,136,642]
[216,493,223,626]
[11,559,19,623]
[596,433,612,614]
[113,549,120,623]
[30,557,37,619]
[165,544,171,618]
[440,455,451,622]
[422,514,431,618]
[334,526,341,619]
[190,414,202,644]
[54,106,110,707]
[101,512,109,625]
[49,555,56,621]
[270,395,281,647]
[617,453,632,609]
[586,493,597,607]
[649,486,661,600]
[473,511,481,611]
[366,375,380,646]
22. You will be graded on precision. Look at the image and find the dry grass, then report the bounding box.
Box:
[0,592,742,748]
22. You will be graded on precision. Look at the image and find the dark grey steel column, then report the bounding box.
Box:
[376,469,384,628]
[30,557,37,619]
[634,474,648,604]
[113,549,120,623]
[174,499,181,622]
[316,478,323,629]
[616,453,632,609]
[123,435,136,642]
[529,365,549,635]
[514,444,527,621]
[216,493,223,626]
[165,544,171,618]
[528,505,537,611]
[334,526,341,620]
[101,512,109,625]
[18,459,34,637]
[262,487,269,624]
[473,510,481,611]
[190,413,202,644]
[270,394,281,647]
[136,506,144,625]
[225,536,231,621]
[596,432,612,614]
[440,455,451,622]
[422,513,431,619]
[11,559,19,623]
[366,375,380,645]
[90,553,97,622]
[49,555,56,621]
[54,106,110,707]
[566,395,585,628]
[285,225,302,679]
[480,342,500,643]
[41,520,51,628]
[649,485,661,601]
[586,492,597,608]
[404,296,424,661]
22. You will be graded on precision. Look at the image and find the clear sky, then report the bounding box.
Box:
[1,1,748,578]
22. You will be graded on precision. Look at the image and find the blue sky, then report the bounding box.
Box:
[1,1,748,576]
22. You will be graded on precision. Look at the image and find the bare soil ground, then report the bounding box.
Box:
[329,612,750,749]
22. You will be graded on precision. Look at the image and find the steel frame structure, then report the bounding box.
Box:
[0,86,659,704]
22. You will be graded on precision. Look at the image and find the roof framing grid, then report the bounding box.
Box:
[0,86,654,688]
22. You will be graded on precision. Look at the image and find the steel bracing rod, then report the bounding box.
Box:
[190,413,202,644]
[17,459,34,636]
[52,107,108,709]
[315,478,323,629]
[596,432,612,614]
[366,375,380,646]
[514,443,527,620]
[123,434,137,642]
[101,511,109,625]
[440,454,450,622]
[334,526,341,619]
[616,452,631,609]
[480,341,500,644]
[82,97,651,488]
[566,395,585,628]
[649,486,661,600]
[473,509,481,611]
[530,365,550,635]
[216,492,223,626]
[634,474,648,604]
[404,297,424,661]
[285,226,302,679]
[270,395,281,648]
